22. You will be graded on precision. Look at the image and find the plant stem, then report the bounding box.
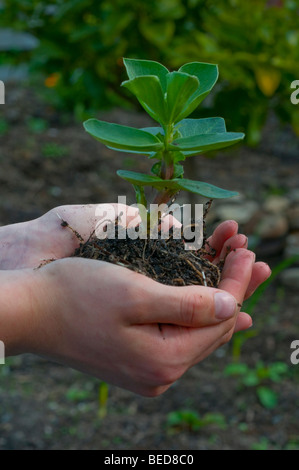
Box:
[152,123,176,206]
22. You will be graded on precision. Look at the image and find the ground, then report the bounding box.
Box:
[0,85,299,450]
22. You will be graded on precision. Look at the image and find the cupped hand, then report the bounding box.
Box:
[0,204,271,331]
[0,204,122,269]
[1,204,272,395]
[22,245,261,396]
[0,205,271,301]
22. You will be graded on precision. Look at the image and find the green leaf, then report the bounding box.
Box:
[176,62,219,121]
[117,170,180,191]
[268,362,288,382]
[175,178,238,199]
[172,132,245,154]
[141,126,164,137]
[122,75,167,124]
[201,412,227,429]
[166,72,199,123]
[175,117,226,138]
[166,410,201,430]
[83,119,163,152]
[242,371,259,387]
[171,150,187,163]
[123,58,169,92]
[223,363,249,376]
[117,172,238,199]
[257,386,278,410]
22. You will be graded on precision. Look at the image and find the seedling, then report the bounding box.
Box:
[166,409,227,433]
[77,59,245,287]
[224,360,288,410]
[84,58,244,225]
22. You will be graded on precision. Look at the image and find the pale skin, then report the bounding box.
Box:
[0,204,271,396]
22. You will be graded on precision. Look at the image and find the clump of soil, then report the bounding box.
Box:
[71,203,223,288]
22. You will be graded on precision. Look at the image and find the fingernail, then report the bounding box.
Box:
[215,292,237,320]
[242,235,248,247]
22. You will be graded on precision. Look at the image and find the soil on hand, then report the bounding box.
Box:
[72,214,222,288]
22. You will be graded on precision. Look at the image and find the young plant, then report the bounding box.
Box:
[83,58,244,226]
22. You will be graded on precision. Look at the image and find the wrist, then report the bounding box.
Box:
[0,220,34,269]
[0,268,50,357]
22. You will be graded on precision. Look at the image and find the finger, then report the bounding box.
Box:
[212,233,248,264]
[182,309,253,365]
[173,309,253,368]
[160,214,182,230]
[234,312,253,332]
[170,318,238,367]
[244,261,272,300]
[134,279,238,328]
[205,220,238,261]
[218,248,255,305]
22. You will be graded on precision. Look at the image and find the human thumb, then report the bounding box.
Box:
[140,283,237,328]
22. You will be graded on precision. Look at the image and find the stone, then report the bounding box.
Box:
[288,189,299,204]
[284,233,299,258]
[287,206,299,231]
[263,195,289,214]
[279,268,299,290]
[215,200,259,225]
[255,214,289,239]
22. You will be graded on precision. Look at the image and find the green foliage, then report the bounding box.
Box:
[66,386,92,402]
[251,437,271,450]
[224,360,289,409]
[85,58,243,206]
[0,118,9,136]
[98,381,109,419]
[256,386,278,410]
[27,117,49,134]
[1,0,298,142]
[41,142,69,159]
[166,409,227,432]
[167,0,299,144]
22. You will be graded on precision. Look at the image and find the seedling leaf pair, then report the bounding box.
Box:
[122,58,219,125]
[117,170,238,199]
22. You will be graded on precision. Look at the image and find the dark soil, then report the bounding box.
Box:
[1,84,299,450]
[71,215,221,288]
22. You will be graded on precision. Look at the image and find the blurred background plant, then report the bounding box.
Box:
[1,0,299,144]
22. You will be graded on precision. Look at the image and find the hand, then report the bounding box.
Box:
[0,205,270,303]
[0,204,271,337]
[0,205,271,396]
[206,219,271,304]
[0,204,124,269]
[8,244,262,397]
[0,202,167,269]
